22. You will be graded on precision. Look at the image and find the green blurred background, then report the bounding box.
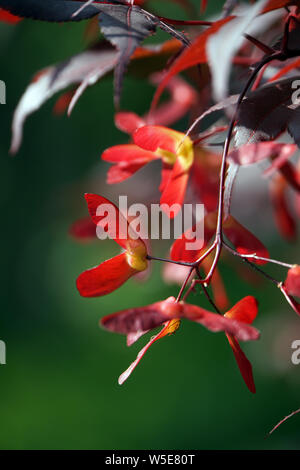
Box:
[0,0,300,450]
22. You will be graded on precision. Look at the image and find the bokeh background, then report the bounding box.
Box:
[1,0,300,450]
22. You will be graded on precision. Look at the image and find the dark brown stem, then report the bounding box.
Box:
[216,52,284,240]
[244,33,276,55]
[223,243,294,269]
[268,408,300,436]
[176,267,195,302]
[146,254,193,267]
[192,242,217,270]
[197,51,285,286]
[279,284,300,316]
[224,243,280,286]
[200,284,222,314]
[157,16,213,26]
[195,266,222,314]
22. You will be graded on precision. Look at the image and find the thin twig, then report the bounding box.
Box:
[146,254,193,267]
[225,246,281,286]
[268,408,300,436]
[158,16,213,26]
[195,266,222,314]
[199,51,285,286]
[223,244,295,269]
[176,267,195,302]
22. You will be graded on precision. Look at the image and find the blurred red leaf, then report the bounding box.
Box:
[224,296,258,393]
[69,216,96,241]
[225,295,258,324]
[224,216,269,264]
[285,265,300,297]
[229,142,297,167]
[170,212,217,263]
[226,334,256,393]
[101,297,260,341]
[152,17,233,109]
[77,253,136,298]
[270,175,297,240]
[0,8,21,23]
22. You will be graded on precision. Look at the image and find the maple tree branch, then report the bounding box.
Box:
[267,408,300,436]
[196,51,285,288]
[223,243,295,269]
[176,266,195,302]
[225,244,280,286]
[182,276,202,302]
[193,242,217,269]
[200,283,222,314]
[157,17,213,26]
[196,266,222,314]
[146,254,193,267]
[180,266,221,313]
[223,245,300,316]
[244,33,275,55]
[217,52,284,234]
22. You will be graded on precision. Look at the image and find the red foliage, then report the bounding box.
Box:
[101,295,259,385]
[76,194,148,297]
[7,0,300,408]
[0,8,21,23]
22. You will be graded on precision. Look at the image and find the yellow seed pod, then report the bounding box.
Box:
[126,239,148,272]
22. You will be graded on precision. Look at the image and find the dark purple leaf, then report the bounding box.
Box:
[101,305,168,334]
[97,4,189,106]
[235,76,300,148]
[272,15,300,53]
[0,0,100,22]
[1,1,189,107]
[229,142,297,166]
[207,0,268,101]
[98,4,157,107]
[101,298,260,341]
